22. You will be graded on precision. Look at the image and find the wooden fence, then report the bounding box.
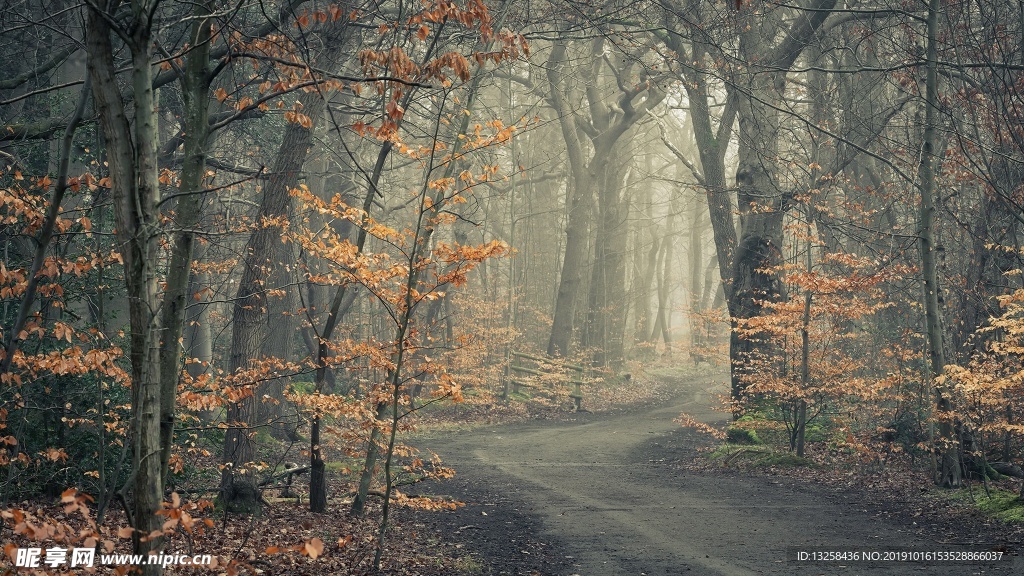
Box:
[505,351,586,411]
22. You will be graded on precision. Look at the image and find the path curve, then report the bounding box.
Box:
[417,373,1017,575]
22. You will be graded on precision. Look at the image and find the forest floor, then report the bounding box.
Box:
[411,369,1024,575]
[5,369,1022,575]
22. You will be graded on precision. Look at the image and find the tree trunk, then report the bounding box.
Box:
[650,195,677,352]
[547,37,664,363]
[86,1,166,571]
[918,0,960,488]
[689,191,707,363]
[796,229,813,458]
[737,1,837,405]
[158,0,214,486]
[586,141,629,367]
[546,40,593,357]
[221,87,328,511]
[256,237,298,436]
[634,233,661,345]
[729,4,789,403]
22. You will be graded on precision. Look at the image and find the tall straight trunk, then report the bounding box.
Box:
[634,230,660,345]
[625,167,647,348]
[655,204,676,351]
[158,0,214,486]
[664,30,737,304]
[663,20,739,368]
[586,142,629,367]
[918,0,959,487]
[184,269,213,416]
[795,224,813,457]
[256,234,298,434]
[129,13,164,564]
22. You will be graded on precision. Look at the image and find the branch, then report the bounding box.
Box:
[768,0,840,71]
[0,78,91,376]
[0,45,79,90]
[1,116,94,142]
[150,0,312,91]
[647,109,705,186]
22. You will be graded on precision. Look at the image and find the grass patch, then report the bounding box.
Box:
[453,555,487,574]
[325,458,363,474]
[505,391,533,402]
[708,444,811,468]
[951,488,1024,523]
[755,452,811,467]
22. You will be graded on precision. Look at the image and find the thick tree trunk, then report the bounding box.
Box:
[256,238,298,435]
[729,4,789,403]
[546,41,593,357]
[676,0,836,405]
[221,87,328,511]
[184,270,214,418]
[586,142,629,367]
[548,180,592,357]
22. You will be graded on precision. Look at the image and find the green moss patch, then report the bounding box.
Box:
[953,489,1024,523]
[726,426,762,445]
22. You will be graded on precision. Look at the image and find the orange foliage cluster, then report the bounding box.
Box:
[943,283,1024,450]
[734,242,918,455]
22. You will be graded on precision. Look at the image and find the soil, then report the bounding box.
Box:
[413,371,1021,575]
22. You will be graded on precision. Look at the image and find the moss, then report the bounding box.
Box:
[754,452,810,467]
[708,443,770,461]
[506,391,532,402]
[804,424,827,443]
[726,426,762,445]
[955,489,1024,523]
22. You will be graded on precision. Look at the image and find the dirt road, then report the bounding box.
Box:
[416,373,1018,575]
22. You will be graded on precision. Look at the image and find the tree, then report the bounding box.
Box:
[916,0,959,487]
[84,0,167,569]
[735,218,909,456]
[544,33,665,365]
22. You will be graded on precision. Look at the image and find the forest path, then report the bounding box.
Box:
[415,372,1016,575]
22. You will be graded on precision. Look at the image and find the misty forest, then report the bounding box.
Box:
[1,0,1024,574]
